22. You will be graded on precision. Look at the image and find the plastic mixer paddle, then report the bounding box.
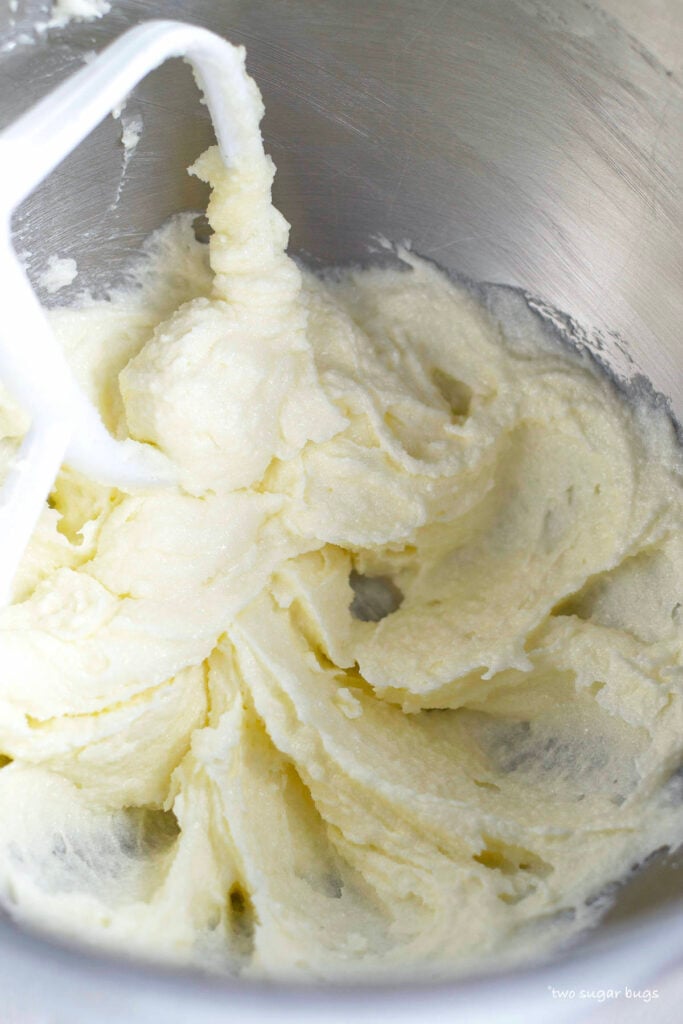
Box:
[0,20,256,603]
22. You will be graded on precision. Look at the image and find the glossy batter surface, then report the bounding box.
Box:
[0,48,681,980]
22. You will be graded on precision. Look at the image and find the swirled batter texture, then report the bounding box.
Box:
[0,50,681,980]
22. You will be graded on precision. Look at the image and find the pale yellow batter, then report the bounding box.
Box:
[0,46,681,980]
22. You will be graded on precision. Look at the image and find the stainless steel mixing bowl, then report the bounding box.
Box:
[0,2,681,1021]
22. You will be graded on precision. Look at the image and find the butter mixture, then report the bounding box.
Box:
[0,46,682,980]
